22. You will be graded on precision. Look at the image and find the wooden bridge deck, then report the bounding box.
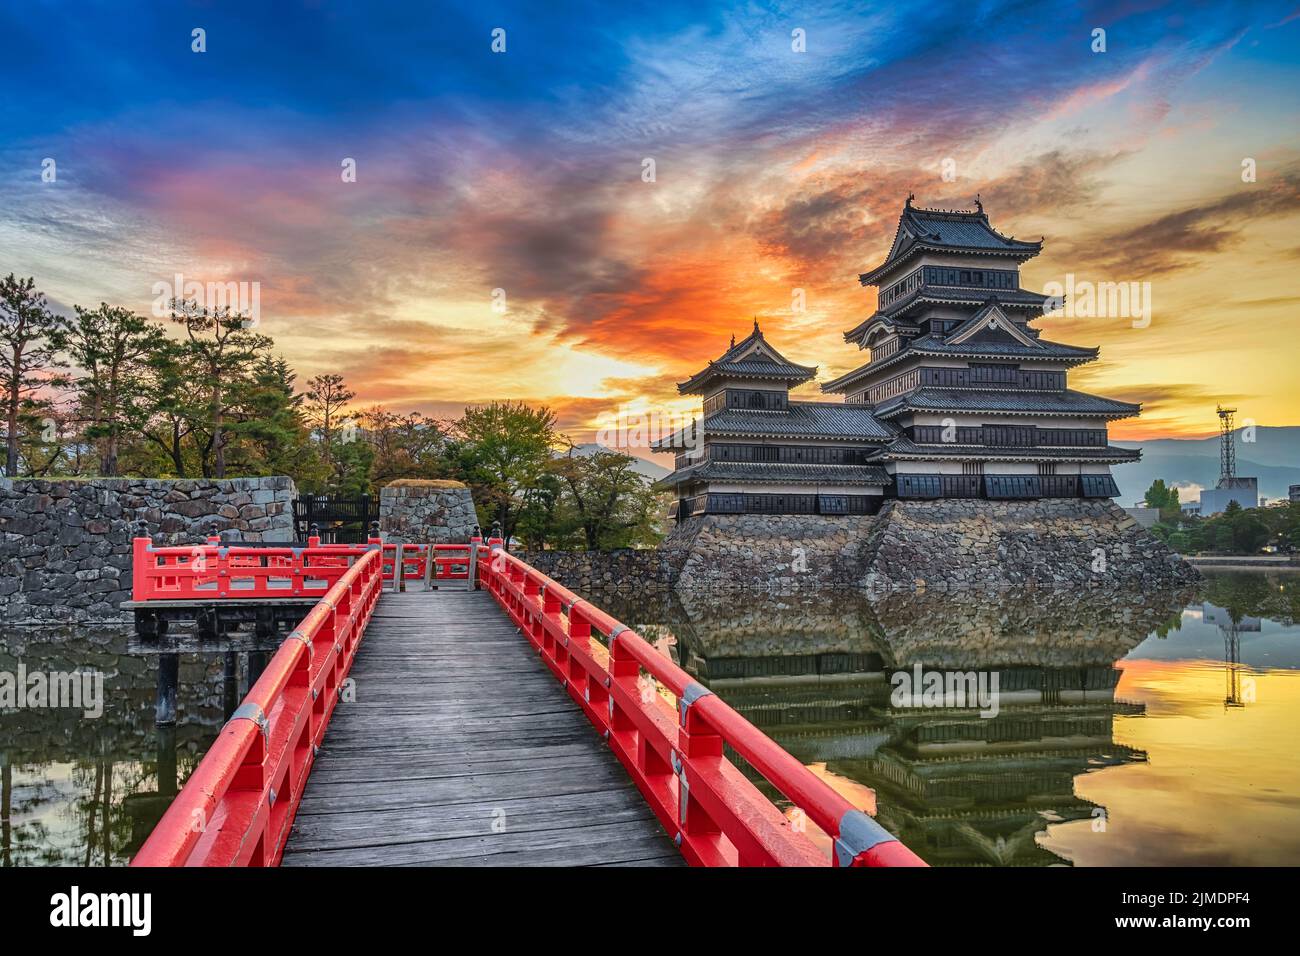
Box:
[281,588,682,866]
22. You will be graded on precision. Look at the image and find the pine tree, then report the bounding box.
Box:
[63,303,166,476]
[0,275,68,476]
[169,298,272,478]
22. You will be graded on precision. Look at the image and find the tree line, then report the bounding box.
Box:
[1142,478,1299,554]
[0,274,666,550]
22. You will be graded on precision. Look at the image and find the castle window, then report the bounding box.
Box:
[897,475,943,498]
[986,475,1043,499]
[1081,474,1120,498]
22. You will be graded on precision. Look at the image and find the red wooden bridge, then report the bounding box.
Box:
[129,534,925,868]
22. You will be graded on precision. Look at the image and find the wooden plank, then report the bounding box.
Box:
[281,588,681,867]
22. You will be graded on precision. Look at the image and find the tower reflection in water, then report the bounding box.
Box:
[588,585,1192,867]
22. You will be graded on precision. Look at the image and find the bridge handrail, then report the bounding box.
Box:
[132,537,477,600]
[475,543,926,867]
[131,536,369,601]
[131,547,384,866]
[381,542,474,583]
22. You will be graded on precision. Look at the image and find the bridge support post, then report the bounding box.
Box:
[222,652,239,718]
[157,724,178,799]
[248,651,267,687]
[155,653,179,726]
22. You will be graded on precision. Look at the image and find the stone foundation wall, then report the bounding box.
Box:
[859,498,1201,591]
[378,480,478,544]
[662,514,878,591]
[514,499,1199,595]
[1,476,296,625]
[519,548,672,593]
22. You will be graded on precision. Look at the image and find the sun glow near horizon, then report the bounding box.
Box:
[2,2,1298,442]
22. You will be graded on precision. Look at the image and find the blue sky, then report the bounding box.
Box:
[2,0,1298,438]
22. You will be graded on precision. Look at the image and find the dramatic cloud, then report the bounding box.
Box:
[1,0,1298,442]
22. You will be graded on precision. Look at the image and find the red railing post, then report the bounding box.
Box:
[675,687,723,854]
[131,536,151,600]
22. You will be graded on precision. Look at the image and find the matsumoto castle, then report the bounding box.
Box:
[655,196,1141,520]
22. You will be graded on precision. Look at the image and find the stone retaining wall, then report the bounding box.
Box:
[860,498,1201,592]
[1,476,296,625]
[378,480,478,544]
[519,548,672,593]
[514,499,1200,595]
[1,478,1200,624]
[661,513,878,591]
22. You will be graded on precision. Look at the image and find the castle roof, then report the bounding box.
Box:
[822,335,1100,396]
[876,439,1141,464]
[650,400,896,450]
[655,460,890,490]
[871,387,1141,421]
[676,321,817,394]
[860,197,1043,286]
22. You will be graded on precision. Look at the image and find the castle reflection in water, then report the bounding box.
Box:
[6,571,1297,866]
[587,584,1196,867]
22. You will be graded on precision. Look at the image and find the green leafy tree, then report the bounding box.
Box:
[1230,513,1270,554]
[327,435,376,496]
[16,397,86,476]
[139,338,203,476]
[450,401,556,545]
[226,356,322,481]
[549,443,664,550]
[514,470,573,549]
[0,275,68,476]
[359,406,448,488]
[1143,478,1182,524]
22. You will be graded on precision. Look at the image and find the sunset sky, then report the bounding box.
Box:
[3,0,1298,452]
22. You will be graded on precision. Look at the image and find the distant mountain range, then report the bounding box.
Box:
[1113,426,1300,507]
[582,428,1300,508]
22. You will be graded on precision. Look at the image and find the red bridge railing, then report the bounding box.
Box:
[476,542,926,868]
[129,531,923,867]
[133,536,363,601]
[131,536,474,600]
[380,543,474,586]
[131,546,384,866]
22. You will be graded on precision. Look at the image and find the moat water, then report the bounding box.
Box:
[1,570,1297,866]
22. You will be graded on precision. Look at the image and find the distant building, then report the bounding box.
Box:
[1198,409,1258,515]
[1181,501,1201,516]
[1124,507,1160,528]
[1290,484,1300,503]
[1199,477,1258,516]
